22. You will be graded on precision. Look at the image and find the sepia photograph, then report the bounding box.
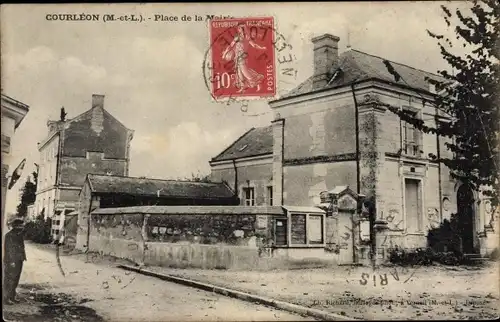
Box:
[1,2,499,321]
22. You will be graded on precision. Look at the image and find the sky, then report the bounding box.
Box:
[1,2,471,214]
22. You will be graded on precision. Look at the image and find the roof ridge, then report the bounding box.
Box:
[339,51,370,82]
[87,173,224,185]
[211,127,256,161]
[349,49,442,78]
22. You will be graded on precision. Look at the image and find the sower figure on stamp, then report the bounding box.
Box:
[3,218,27,305]
[222,24,267,93]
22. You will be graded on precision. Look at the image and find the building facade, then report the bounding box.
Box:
[210,34,499,258]
[34,94,134,240]
[1,94,29,225]
[209,126,274,207]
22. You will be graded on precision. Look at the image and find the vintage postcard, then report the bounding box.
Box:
[1,2,499,321]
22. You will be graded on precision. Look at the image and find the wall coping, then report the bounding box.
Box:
[92,205,285,215]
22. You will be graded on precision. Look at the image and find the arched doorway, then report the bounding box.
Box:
[456,184,476,254]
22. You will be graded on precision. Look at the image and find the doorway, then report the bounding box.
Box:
[456,184,476,254]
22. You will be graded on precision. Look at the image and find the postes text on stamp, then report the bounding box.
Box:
[208,17,276,100]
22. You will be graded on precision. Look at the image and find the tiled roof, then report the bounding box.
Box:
[281,49,447,99]
[86,174,235,199]
[210,125,273,162]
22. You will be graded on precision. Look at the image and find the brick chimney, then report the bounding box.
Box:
[91,94,104,134]
[312,34,340,90]
[92,94,105,109]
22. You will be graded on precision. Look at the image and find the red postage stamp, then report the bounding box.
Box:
[208,17,276,100]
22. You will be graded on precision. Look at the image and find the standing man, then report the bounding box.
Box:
[3,218,26,304]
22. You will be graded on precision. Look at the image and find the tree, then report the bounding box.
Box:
[387,0,499,206]
[188,172,212,183]
[16,170,38,218]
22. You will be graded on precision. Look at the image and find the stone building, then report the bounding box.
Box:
[34,94,134,240]
[209,126,274,207]
[75,174,240,250]
[210,33,498,258]
[1,94,29,223]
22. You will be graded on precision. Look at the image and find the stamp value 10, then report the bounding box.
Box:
[208,17,276,100]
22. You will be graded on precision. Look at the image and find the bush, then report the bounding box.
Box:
[24,214,53,244]
[388,246,464,266]
[427,215,463,254]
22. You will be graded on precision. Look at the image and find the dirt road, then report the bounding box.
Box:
[3,243,315,321]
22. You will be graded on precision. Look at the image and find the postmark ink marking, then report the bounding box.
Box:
[202,16,299,114]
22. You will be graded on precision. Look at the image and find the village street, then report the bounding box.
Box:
[3,242,315,322]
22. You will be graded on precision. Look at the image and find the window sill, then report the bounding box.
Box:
[405,232,426,236]
[278,244,326,249]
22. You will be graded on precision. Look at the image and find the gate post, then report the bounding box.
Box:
[319,186,362,265]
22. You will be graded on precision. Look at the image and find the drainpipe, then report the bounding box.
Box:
[281,118,285,206]
[350,84,361,195]
[435,109,443,222]
[54,123,64,211]
[85,193,94,262]
[350,83,361,265]
[232,159,238,200]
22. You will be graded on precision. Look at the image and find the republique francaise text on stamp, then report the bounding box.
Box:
[207,17,276,100]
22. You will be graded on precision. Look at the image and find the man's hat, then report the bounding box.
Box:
[10,218,25,226]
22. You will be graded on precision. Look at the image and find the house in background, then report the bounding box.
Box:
[209,126,274,207]
[34,94,134,241]
[75,174,239,250]
[1,94,29,223]
[210,33,498,258]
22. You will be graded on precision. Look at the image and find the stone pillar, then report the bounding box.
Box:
[374,220,390,266]
[321,186,362,265]
[272,119,284,205]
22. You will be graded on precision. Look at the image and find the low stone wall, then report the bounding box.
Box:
[89,235,144,263]
[85,207,284,269]
[144,242,264,270]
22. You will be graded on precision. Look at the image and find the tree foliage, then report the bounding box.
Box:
[188,172,212,183]
[16,170,38,218]
[24,214,53,244]
[389,0,499,206]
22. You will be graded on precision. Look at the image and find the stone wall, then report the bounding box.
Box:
[76,181,101,250]
[283,104,356,159]
[59,153,127,187]
[86,210,281,269]
[62,109,129,159]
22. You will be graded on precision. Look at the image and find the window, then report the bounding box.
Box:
[289,212,326,246]
[291,214,307,244]
[402,109,422,157]
[275,219,288,246]
[267,186,273,206]
[405,178,423,232]
[243,187,255,206]
[308,215,323,244]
